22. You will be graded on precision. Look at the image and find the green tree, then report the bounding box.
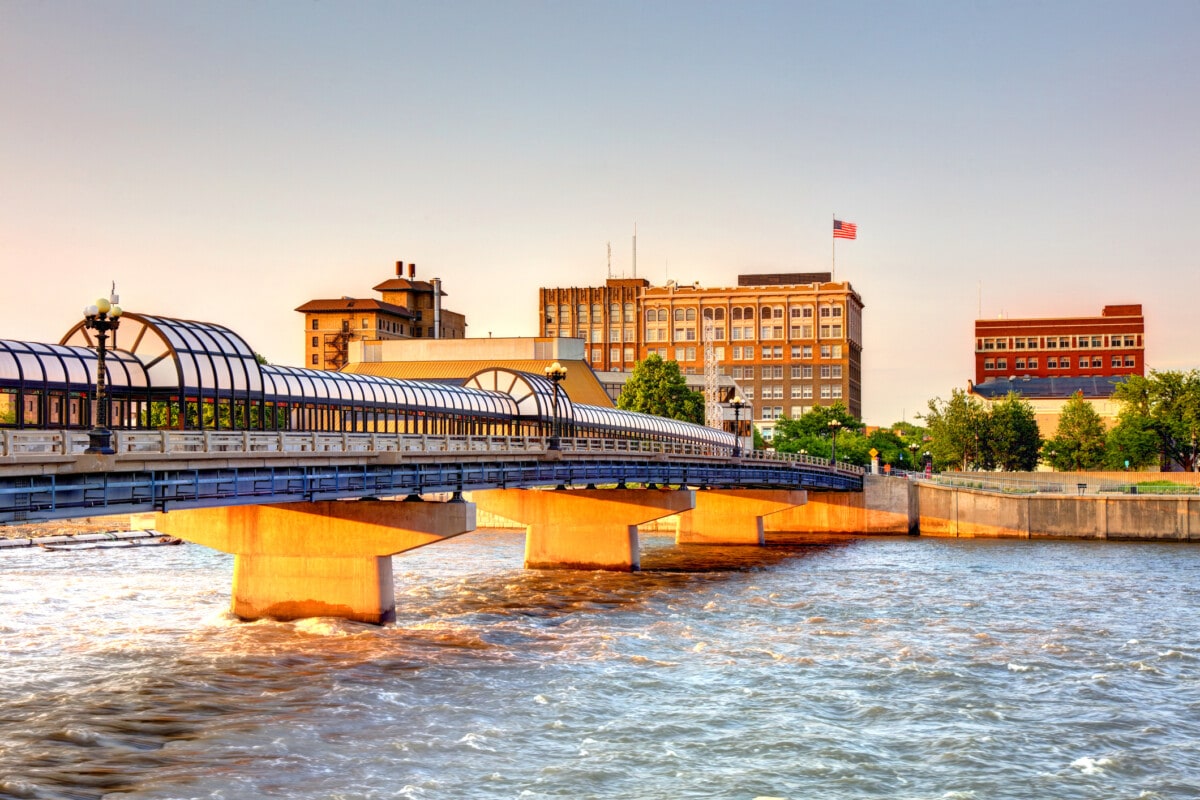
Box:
[1111,370,1200,471]
[772,403,867,465]
[1104,409,1160,470]
[922,389,989,471]
[1042,392,1107,471]
[616,354,705,424]
[985,392,1042,471]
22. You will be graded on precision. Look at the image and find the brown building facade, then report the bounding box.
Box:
[298,261,467,370]
[540,273,864,423]
[974,304,1145,385]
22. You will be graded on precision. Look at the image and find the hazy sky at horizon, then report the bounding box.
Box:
[3,1,1198,425]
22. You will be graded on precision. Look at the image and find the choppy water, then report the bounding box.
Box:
[2,531,1199,800]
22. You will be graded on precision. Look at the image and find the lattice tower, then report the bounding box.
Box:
[703,317,719,428]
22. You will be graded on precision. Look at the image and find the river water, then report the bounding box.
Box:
[2,531,1198,800]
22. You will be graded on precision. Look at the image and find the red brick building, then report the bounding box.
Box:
[974,304,1145,385]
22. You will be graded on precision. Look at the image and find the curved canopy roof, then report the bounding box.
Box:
[463,368,575,419]
[573,403,736,447]
[60,312,263,397]
[0,340,150,390]
[263,365,517,416]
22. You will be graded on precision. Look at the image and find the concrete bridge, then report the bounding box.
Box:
[0,428,873,624]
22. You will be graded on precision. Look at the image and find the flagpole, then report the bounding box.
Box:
[831,212,836,281]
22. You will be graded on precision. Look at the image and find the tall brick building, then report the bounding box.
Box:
[539,273,864,424]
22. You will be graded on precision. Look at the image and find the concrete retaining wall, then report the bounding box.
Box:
[918,482,1200,541]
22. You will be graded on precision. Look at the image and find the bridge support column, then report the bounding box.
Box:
[472,488,695,570]
[675,489,807,545]
[154,499,475,624]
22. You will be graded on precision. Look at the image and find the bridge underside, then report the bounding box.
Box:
[152,487,813,623]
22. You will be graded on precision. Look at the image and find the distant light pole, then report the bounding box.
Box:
[544,361,567,450]
[828,418,843,466]
[83,296,123,454]
[730,396,746,457]
[908,442,918,471]
[923,450,932,476]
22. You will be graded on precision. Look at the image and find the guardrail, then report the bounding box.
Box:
[0,429,867,475]
[927,473,1200,496]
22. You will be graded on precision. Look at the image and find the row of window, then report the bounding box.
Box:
[586,343,848,367]
[983,355,1139,371]
[744,384,844,401]
[978,334,1141,351]
[566,322,847,343]
[546,303,847,325]
[731,365,843,380]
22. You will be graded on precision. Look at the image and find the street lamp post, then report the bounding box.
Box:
[83,296,123,454]
[828,418,843,466]
[730,396,746,457]
[544,361,567,450]
[908,442,918,472]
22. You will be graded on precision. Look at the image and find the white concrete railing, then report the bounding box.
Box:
[0,429,864,475]
[0,430,727,460]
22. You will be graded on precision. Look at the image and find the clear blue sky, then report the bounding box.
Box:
[3,1,1197,426]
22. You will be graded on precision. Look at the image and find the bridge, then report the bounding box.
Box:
[0,428,863,623]
[0,309,867,624]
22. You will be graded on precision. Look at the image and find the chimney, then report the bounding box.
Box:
[432,277,442,339]
[395,260,403,277]
[409,263,416,279]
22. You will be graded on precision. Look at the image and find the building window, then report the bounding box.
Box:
[820,345,832,359]
[1091,336,1102,348]
[820,365,832,379]
[1124,356,1135,367]
[791,385,802,399]
[609,348,619,362]
[1015,339,1025,350]
[311,336,318,347]
[1028,358,1038,369]
[675,347,686,361]
[802,346,813,359]
[1015,358,1026,370]
[820,385,832,399]
[832,385,843,399]
[1112,356,1122,368]
[1092,356,1103,367]
[311,354,319,365]
[802,365,813,379]
[311,319,319,330]
[791,366,802,379]
[686,347,696,361]
[733,346,742,359]
[744,388,755,400]
[1046,339,1057,349]
[1047,357,1057,369]
[1124,336,1136,347]
[997,358,1007,370]
[984,359,996,370]
[1079,357,1088,369]
[802,385,813,399]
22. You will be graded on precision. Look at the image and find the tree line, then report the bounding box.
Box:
[616,356,1200,473]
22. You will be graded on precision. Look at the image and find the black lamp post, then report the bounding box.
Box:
[544,361,567,450]
[730,396,746,457]
[828,418,843,466]
[908,442,918,471]
[923,450,932,475]
[83,296,123,454]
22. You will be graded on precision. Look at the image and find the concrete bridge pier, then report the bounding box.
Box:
[675,489,807,545]
[153,498,476,624]
[471,488,695,570]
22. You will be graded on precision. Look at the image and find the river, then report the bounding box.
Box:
[1,531,1198,799]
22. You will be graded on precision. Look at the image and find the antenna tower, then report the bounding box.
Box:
[703,313,719,428]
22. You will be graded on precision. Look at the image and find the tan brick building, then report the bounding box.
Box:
[540,272,864,430]
[298,261,467,370]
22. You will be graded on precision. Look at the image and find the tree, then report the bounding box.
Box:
[985,392,1042,471]
[1042,392,1107,471]
[1104,409,1160,470]
[616,354,705,424]
[1111,370,1200,471]
[922,389,989,471]
[772,402,862,462]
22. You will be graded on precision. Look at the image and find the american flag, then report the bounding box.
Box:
[833,219,857,239]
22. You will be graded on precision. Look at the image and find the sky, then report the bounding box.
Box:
[3,1,1198,426]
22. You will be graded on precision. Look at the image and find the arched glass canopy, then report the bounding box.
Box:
[463,368,574,420]
[573,404,736,448]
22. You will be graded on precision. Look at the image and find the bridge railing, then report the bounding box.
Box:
[0,430,733,460]
[0,429,866,473]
